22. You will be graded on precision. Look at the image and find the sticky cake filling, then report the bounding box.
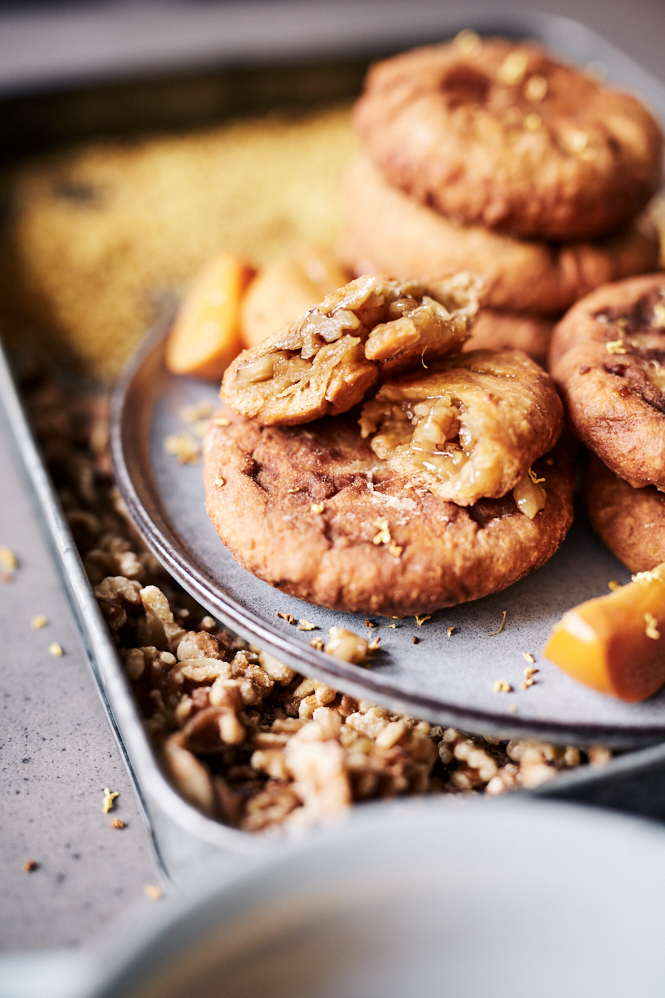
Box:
[223,273,482,424]
[357,351,561,509]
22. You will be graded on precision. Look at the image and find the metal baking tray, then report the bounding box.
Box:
[2,5,665,880]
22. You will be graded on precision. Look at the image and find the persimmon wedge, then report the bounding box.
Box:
[166,254,254,380]
[544,564,665,701]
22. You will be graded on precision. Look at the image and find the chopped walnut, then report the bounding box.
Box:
[222,273,482,426]
[21,368,606,834]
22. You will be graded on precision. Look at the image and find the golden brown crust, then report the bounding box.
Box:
[340,156,661,314]
[222,273,482,426]
[550,273,665,490]
[463,310,554,365]
[353,39,663,240]
[203,408,574,617]
[584,452,665,573]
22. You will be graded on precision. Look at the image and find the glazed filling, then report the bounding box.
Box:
[359,394,472,479]
[236,307,369,388]
[234,276,481,393]
[236,296,459,384]
[360,389,548,518]
[646,359,665,395]
[513,470,546,520]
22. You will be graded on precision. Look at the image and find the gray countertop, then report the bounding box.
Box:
[0,397,158,952]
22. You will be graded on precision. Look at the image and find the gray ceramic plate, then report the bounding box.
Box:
[111,326,665,745]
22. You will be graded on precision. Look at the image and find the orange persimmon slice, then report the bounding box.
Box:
[544,563,665,701]
[240,251,349,349]
[166,254,254,380]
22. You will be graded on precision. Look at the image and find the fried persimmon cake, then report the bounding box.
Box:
[341,156,660,315]
[584,452,665,573]
[358,350,562,507]
[353,37,663,240]
[463,311,554,365]
[222,273,482,425]
[550,274,665,491]
[204,409,574,617]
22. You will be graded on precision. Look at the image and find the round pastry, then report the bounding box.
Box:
[353,38,663,240]
[358,350,562,507]
[550,273,665,491]
[463,310,554,365]
[222,273,482,426]
[585,452,665,573]
[340,156,660,315]
[204,409,574,617]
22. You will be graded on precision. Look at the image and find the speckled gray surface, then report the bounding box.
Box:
[0,401,158,952]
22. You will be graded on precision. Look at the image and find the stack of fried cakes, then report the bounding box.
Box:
[342,33,662,365]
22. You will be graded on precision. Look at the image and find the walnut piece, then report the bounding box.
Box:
[222,273,482,425]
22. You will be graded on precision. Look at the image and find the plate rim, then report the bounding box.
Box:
[111,321,665,746]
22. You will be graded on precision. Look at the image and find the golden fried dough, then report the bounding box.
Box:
[353,39,663,240]
[550,274,665,491]
[204,409,574,616]
[463,310,555,365]
[584,452,665,573]
[358,350,563,507]
[222,273,482,425]
[340,156,660,314]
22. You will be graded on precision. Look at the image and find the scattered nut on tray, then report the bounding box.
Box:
[20,362,611,831]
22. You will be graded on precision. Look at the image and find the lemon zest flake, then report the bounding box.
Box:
[486,611,507,636]
[645,613,661,640]
[454,28,481,55]
[372,518,391,545]
[497,51,528,86]
[102,788,119,814]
